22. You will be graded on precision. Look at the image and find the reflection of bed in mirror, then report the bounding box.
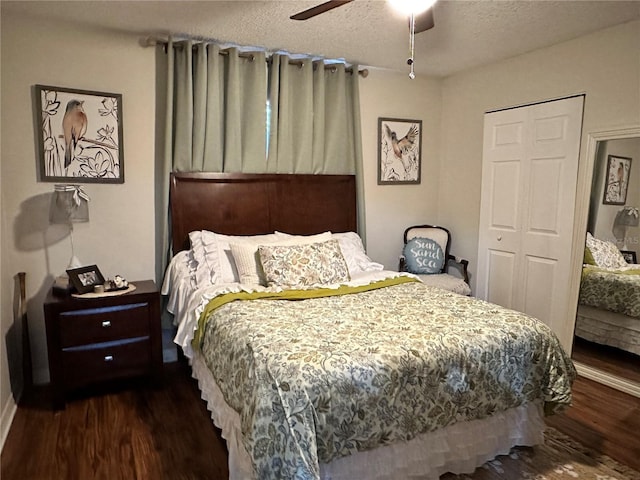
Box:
[575,263,640,357]
[570,127,640,397]
[575,307,640,356]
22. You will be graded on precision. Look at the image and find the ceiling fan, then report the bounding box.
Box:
[289,0,435,34]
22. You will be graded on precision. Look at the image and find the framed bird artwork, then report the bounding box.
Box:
[378,117,422,185]
[34,85,124,183]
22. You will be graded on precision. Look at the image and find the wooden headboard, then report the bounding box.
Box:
[170,172,357,252]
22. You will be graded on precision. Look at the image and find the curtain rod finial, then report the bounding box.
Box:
[141,36,159,47]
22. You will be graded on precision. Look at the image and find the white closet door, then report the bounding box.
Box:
[477,96,584,348]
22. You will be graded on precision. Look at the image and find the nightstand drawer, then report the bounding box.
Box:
[59,302,150,347]
[45,279,162,408]
[62,337,151,387]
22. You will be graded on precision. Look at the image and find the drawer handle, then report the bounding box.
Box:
[102,321,111,328]
[104,355,114,362]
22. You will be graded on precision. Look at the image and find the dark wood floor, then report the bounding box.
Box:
[1,361,230,480]
[2,359,639,479]
[572,336,640,384]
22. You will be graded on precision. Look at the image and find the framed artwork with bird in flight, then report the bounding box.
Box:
[34,85,124,183]
[378,117,422,185]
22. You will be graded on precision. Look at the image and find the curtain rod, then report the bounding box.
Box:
[142,36,369,78]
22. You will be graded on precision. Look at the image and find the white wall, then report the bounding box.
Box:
[359,70,442,269]
[1,10,157,437]
[439,20,640,293]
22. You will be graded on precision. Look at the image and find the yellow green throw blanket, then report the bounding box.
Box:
[193,275,418,348]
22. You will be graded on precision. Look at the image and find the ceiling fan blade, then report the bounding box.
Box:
[290,0,354,21]
[414,7,435,33]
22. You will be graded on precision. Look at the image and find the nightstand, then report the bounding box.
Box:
[44,279,162,409]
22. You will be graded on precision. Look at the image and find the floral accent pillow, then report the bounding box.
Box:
[585,232,627,269]
[258,239,350,288]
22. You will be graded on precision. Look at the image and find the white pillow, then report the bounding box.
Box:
[331,231,383,275]
[229,232,333,285]
[188,230,286,285]
[229,240,278,285]
[203,231,285,284]
[273,231,332,245]
[585,232,627,269]
[188,231,216,287]
[161,250,197,294]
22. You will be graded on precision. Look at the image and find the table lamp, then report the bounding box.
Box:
[49,184,90,270]
[614,206,639,251]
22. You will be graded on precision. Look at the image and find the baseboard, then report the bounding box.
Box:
[574,361,640,398]
[0,394,18,453]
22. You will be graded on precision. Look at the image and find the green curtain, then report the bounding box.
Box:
[157,39,365,282]
[169,40,267,172]
[266,54,360,175]
[266,53,366,235]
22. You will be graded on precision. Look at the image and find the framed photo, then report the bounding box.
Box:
[67,265,105,294]
[602,155,631,205]
[378,117,422,185]
[34,84,124,183]
[620,250,637,264]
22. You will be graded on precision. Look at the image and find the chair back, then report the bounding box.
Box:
[403,225,451,274]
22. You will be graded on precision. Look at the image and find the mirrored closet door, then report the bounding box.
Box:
[571,127,640,396]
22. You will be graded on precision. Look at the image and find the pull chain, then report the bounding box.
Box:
[408,12,416,79]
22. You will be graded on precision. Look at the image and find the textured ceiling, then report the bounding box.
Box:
[3,0,639,77]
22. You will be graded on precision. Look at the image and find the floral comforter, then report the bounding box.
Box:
[198,276,575,480]
[579,265,640,318]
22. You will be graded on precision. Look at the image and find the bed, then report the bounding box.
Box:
[163,172,576,480]
[575,264,640,356]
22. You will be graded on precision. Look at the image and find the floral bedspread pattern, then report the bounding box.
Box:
[579,266,640,318]
[199,279,576,480]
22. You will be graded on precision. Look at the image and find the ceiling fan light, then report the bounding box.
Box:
[388,0,437,16]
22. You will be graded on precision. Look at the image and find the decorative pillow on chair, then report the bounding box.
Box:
[403,237,445,275]
[258,239,350,288]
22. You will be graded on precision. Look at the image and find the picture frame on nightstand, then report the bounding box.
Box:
[67,264,105,294]
[620,250,637,264]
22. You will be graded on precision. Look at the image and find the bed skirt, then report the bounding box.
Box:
[575,305,640,356]
[188,352,545,480]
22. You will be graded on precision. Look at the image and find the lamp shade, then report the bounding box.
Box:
[49,185,90,224]
[615,206,639,227]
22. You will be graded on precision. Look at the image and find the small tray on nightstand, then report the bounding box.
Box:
[71,284,137,299]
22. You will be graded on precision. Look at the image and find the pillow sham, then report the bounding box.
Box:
[585,232,627,269]
[403,237,445,275]
[331,231,384,275]
[273,231,332,245]
[229,241,272,285]
[189,231,216,287]
[202,231,284,284]
[230,232,333,285]
[258,239,350,288]
[188,230,285,285]
[161,250,197,295]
